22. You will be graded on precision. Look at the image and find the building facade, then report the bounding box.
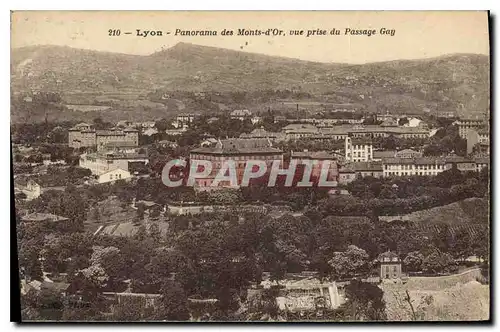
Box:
[230,109,253,121]
[467,128,490,155]
[382,154,488,177]
[290,150,339,182]
[68,123,96,148]
[352,161,384,178]
[280,124,430,142]
[189,138,283,189]
[456,118,487,139]
[345,137,373,162]
[79,151,148,175]
[338,166,357,185]
[176,113,196,124]
[68,124,139,150]
[282,123,319,140]
[240,127,286,142]
[383,157,446,177]
[98,168,132,184]
[378,251,402,280]
[96,128,139,151]
[394,149,423,159]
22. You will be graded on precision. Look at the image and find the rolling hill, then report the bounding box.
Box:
[10,42,490,122]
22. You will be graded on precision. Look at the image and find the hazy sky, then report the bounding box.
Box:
[11,11,489,64]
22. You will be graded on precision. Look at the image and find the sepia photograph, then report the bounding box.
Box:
[10,10,490,322]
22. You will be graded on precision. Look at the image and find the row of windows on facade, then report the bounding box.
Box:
[204,162,268,169]
[383,257,398,262]
[348,145,372,150]
[384,266,399,278]
[350,133,427,138]
[348,151,369,158]
[384,164,444,170]
[384,171,441,176]
[191,155,281,161]
[109,173,123,180]
[81,158,116,165]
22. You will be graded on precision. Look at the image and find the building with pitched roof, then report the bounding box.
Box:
[282,123,319,140]
[467,127,490,155]
[378,251,402,280]
[345,136,373,162]
[79,151,148,175]
[189,138,283,189]
[351,161,384,178]
[97,168,132,184]
[394,149,423,159]
[280,124,430,142]
[338,165,357,185]
[382,157,447,177]
[68,124,139,150]
[382,153,487,177]
[290,150,339,181]
[373,150,397,161]
[456,117,487,139]
[239,127,286,142]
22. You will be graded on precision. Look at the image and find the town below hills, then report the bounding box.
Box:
[11,42,490,123]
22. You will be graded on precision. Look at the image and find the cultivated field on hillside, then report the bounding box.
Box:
[382,268,489,321]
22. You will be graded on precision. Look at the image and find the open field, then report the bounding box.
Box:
[382,268,489,321]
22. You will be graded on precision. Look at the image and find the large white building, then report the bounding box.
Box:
[279,124,430,142]
[382,155,488,177]
[79,151,148,175]
[345,137,373,162]
[383,157,446,177]
[456,118,487,139]
[98,168,132,184]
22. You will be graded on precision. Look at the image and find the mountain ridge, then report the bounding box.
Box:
[11,42,489,65]
[10,42,490,121]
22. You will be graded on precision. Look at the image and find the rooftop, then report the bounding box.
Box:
[314,124,430,136]
[96,130,127,136]
[351,161,383,172]
[395,149,422,157]
[240,127,281,139]
[383,157,448,165]
[85,152,148,160]
[378,251,400,262]
[282,123,319,133]
[291,150,336,160]
[373,150,396,159]
[101,141,138,148]
[338,166,355,173]
[191,138,282,155]
[349,137,373,145]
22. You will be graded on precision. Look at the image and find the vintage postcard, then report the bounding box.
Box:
[11,11,490,322]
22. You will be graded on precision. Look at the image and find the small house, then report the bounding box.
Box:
[378,251,402,280]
